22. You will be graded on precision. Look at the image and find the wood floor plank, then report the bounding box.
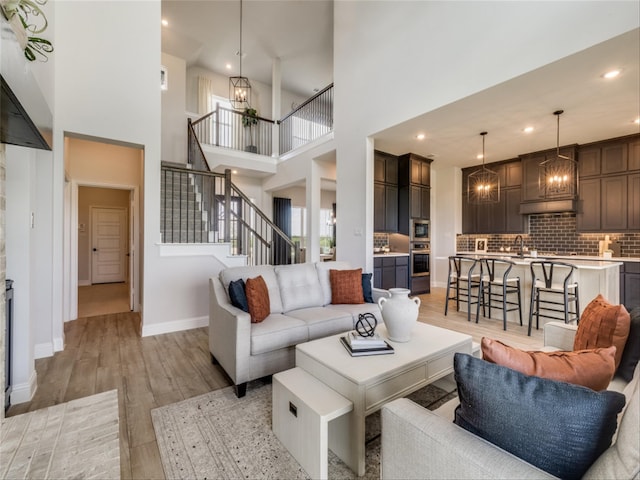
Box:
[6,287,547,480]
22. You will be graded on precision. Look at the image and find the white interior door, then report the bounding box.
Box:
[129,192,135,310]
[91,207,127,284]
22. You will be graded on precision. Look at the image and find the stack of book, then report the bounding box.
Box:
[340,331,394,356]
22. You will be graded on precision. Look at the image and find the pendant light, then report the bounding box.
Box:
[468,132,500,204]
[539,110,577,198]
[229,0,251,110]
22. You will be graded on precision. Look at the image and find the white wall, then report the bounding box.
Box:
[186,65,308,120]
[161,53,187,163]
[333,1,640,275]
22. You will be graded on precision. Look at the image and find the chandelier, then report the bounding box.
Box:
[539,110,577,198]
[468,132,500,204]
[229,0,251,110]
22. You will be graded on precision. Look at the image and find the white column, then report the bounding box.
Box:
[271,57,281,157]
[306,160,321,263]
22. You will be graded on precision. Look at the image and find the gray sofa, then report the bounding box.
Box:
[381,322,639,479]
[209,261,387,397]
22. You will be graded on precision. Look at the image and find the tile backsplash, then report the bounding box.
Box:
[456,213,640,257]
[374,233,390,248]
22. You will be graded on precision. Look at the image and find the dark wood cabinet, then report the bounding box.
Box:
[373,256,409,290]
[374,151,399,232]
[601,143,628,174]
[576,135,640,232]
[521,154,545,202]
[398,153,432,234]
[601,175,628,231]
[628,173,640,231]
[462,159,523,234]
[576,178,601,231]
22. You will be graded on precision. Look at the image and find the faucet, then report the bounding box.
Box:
[513,235,524,258]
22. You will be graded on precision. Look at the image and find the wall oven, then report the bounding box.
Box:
[410,219,430,241]
[411,244,430,277]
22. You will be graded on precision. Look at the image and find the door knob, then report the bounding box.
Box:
[93,248,97,252]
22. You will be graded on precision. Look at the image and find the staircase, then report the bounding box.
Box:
[160,158,300,266]
[160,162,213,243]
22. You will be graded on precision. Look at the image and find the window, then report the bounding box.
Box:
[291,207,306,249]
[210,95,234,148]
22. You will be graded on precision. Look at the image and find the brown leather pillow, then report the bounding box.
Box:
[481,337,616,391]
[330,268,364,305]
[245,275,270,323]
[574,294,630,369]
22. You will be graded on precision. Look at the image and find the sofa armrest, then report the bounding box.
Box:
[381,398,556,480]
[209,277,252,385]
[372,287,389,303]
[543,321,577,351]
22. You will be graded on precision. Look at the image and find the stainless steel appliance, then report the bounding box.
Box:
[410,219,429,241]
[411,243,430,277]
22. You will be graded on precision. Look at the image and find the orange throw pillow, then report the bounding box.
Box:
[330,268,364,305]
[481,337,616,391]
[245,275,270,323]
[574,294,630,369]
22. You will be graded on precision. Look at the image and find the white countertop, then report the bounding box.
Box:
[373,252,410,257]
[456,252,625,269]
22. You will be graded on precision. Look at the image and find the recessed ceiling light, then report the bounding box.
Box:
[603,69,621,79]
[225,63,232,70]
[523,126,534,133]
[416,133,425,140]
[232,170,238,174]
[476,154,484,160]
[634,118,640,125]
[161,18,169,27]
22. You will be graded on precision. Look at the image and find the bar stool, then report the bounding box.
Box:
[444,256,482,323]
[528,260,580,336]
[478,258,523,330]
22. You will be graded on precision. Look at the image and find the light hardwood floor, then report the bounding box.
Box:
[6,287,544,479]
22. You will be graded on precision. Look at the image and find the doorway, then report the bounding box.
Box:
[77,187,132,318]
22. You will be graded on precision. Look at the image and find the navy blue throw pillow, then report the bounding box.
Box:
[617,306,640,382]
[453,353,625,480]
[361,273,374,303]
[228,279,249,313]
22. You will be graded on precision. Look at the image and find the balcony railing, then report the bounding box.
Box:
[190,105,274,156]
[279,83,333,155]
[188,84,334,159]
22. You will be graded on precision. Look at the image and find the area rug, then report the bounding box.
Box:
[151,378,456,480]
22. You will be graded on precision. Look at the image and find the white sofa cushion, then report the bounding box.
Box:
[219,265,283,314]
[584,363,640,479]
[275,263,324,313]
[315,261,353,306]
[250,314,308,355]
[286,307,353,340]
[326,303,383,325]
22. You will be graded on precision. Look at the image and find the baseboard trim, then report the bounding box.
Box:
[11,370,38,404]
[53,336,64,352]
[141,315,208,337]
[34,342,54,359]
[78,279,91,286]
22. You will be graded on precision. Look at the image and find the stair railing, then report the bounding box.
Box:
[160,164,300,265]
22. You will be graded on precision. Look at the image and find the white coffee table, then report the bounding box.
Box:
[294,322,472,476]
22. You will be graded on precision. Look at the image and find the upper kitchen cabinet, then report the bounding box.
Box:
[398,153,432,234]
[576,134,640,232]
[461,159,523,234]
[374,150,399,232]
[521,146,577,203]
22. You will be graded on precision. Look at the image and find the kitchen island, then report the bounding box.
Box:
[454,253,623,330]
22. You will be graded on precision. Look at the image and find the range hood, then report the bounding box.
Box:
[519,199,576,215]
[1,18,52,150]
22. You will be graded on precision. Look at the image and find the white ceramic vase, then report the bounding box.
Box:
[378,288,421,342]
